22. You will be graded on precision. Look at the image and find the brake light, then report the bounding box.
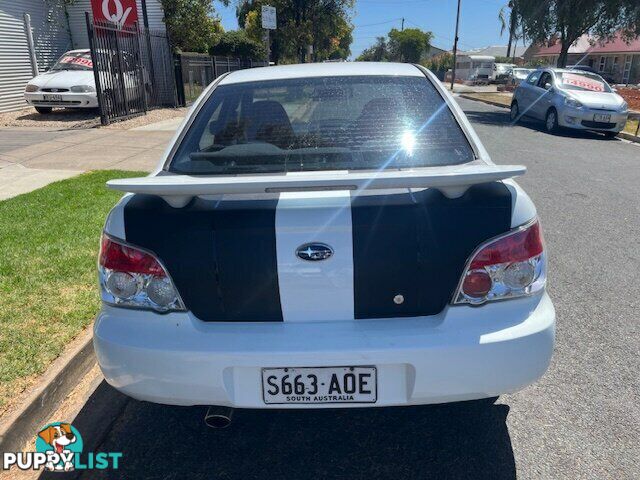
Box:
[453,219,546,305]
[98,235,185,312]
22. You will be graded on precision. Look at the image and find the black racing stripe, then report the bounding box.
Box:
[350,183,512,319]
[123,194,282,322]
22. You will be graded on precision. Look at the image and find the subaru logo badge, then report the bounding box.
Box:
[296,243,333,261]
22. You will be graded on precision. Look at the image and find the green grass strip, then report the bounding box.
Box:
[0,170,144,413]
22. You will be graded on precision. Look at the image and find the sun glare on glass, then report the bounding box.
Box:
[400,130,416,156]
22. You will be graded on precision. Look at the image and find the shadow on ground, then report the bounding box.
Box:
[462,108,620,141]
[42,382,517,480]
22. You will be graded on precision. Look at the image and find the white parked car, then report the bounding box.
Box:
[511,68,629,136]
[509,68,535,86]
[24,50,98,113]
[492,62,516,83]
[95,63,555,427]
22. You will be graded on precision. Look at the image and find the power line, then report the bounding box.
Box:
[353,18,403,28]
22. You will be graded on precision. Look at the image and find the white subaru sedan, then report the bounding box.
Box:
[95,63,554,424]
[24,49,98,113]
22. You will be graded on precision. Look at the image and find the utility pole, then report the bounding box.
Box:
[401,18,404,31]
[450,0,461,91]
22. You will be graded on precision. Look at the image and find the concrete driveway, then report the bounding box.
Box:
[0,126,174,200]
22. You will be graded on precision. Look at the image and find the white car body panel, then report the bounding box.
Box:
[95,292,555,407]
[97,62,555,408]
[275,190,355,322]
[218,62,424,85]
[502,179,537,228]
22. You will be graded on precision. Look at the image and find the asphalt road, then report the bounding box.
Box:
[63,98,639,480]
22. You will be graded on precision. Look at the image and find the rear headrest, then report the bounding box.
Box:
[246,100,294,148]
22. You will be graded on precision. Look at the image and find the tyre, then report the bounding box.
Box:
[35,106,52,114]
[509,101,519,122]
[545,108,559,134]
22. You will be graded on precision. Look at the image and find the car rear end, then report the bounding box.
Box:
[94,63,555,408]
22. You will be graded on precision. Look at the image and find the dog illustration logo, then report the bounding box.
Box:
[35,422,83,472]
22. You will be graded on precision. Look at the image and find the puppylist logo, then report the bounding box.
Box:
[2,422,122,472]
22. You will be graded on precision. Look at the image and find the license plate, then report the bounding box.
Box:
[43,94,62,102]
[262,366,377,404]
[593,113,611,122]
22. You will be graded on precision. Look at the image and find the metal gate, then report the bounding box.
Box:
[176,53,268,105]
[86,14,178,125]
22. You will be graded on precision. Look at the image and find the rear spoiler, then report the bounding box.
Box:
[107,164,526,208]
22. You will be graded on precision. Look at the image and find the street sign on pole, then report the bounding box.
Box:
[261,5,276,30]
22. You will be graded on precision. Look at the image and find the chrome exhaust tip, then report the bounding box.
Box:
[204,406,234,429]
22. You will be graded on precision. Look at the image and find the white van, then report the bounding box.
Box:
[454,55,495,83]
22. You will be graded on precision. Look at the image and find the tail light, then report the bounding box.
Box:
[98,235,185,312]
[453,219,546,305]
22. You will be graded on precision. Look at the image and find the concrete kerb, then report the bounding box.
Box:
[0,329,96,453]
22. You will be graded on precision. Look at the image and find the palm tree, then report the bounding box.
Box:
[498,0,521,59]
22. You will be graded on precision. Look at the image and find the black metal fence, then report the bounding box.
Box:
[176,53,268,105]
[86,14,178,125]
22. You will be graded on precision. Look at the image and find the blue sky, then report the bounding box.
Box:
[214,0,517,58]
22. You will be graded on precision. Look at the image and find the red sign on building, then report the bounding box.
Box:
[91,0,139,28]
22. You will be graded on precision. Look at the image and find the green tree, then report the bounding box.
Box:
[356,36,389,61]
[422,52,453,72]
[209,30,267,58]
[358,27,433,63]
[387,28,433,63]
[160,0,225,53]
[498,0,523,59]
[237,0,354,64]
[518,0,639,67]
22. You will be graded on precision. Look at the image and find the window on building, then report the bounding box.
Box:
[598,56,606,72]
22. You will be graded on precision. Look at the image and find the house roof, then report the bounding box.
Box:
[463,45,528,58]
[533,32,640,56]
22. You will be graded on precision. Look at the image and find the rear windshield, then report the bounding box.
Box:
[51,52,93,71]
[168,75,474,175]
[556,71,611,92]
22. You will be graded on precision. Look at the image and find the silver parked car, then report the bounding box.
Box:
[510,68,629,137]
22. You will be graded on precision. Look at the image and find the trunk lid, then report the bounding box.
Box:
[120,174,516,322]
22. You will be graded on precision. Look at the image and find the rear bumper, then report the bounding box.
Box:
[24,92,98,108]
[94,292,555,408]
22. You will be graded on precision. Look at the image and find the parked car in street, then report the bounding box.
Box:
[24,48,149,114]
[509,68,535,86]
[95,62,555,426]
[24,50,98,113]
[511,68,629,136]
[492,63,516,83]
